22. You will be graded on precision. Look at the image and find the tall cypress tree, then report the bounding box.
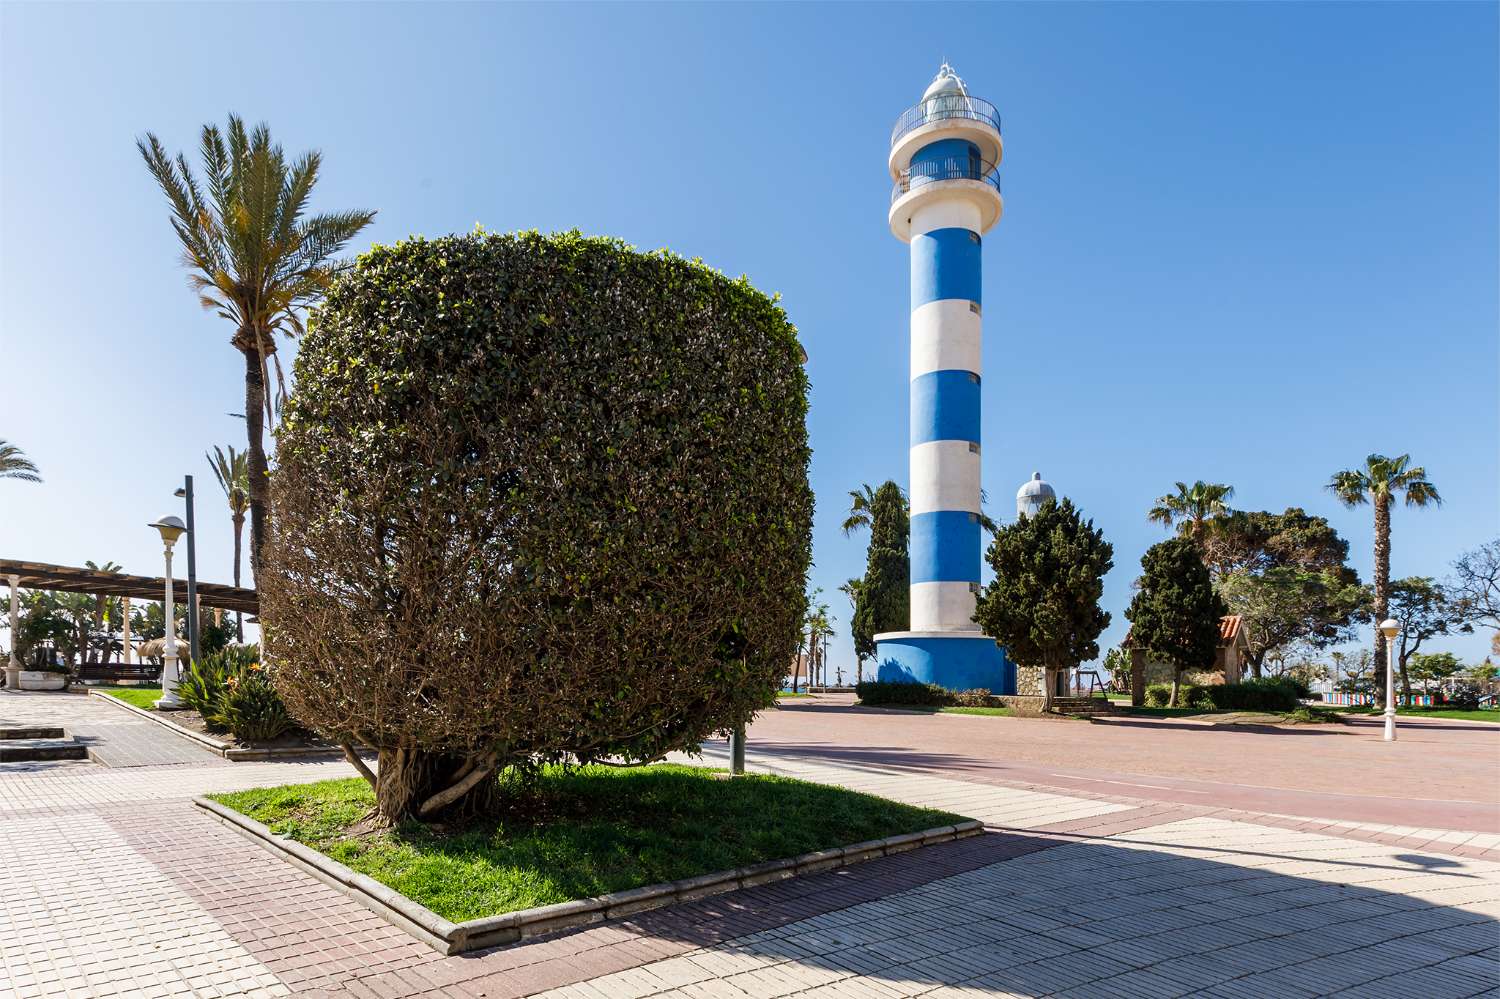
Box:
[852,481,909,662]
[1126,537,1227,707]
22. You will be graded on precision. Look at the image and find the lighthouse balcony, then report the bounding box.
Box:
[889,94,1003,178]
[891,94,1001,148]
[891,156,1001,203]
[888,156,1004,241]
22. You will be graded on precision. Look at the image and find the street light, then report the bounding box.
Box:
[173,476,200,665]
[149,515,187,710]
[1378,618,1400,742]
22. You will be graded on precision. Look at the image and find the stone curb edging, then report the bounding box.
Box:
[87,689,341,760]
[193,795,983,955]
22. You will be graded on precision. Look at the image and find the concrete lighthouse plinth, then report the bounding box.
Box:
[874,62,1014,694]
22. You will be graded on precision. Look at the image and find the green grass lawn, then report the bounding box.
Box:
[209,764,966,922]
[99,686,162,710]
[777,691,815,698]
[856,703,1014,717]
[1326,705,1500,723]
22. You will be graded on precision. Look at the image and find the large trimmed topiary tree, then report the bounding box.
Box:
[264,230,813,825]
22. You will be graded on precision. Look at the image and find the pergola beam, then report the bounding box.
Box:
[0,559,258,615]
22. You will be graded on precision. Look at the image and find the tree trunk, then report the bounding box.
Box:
[1399,652,1413,707]
[243,344,271,587]
[1169,668,1182,708]
[231,510,244,642]
[374,748,501,825]
[1247,651,1265,680]
[1372,497,1391,707]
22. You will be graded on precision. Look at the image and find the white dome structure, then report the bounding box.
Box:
[1015,472,1057,519]
[922,62,968,100]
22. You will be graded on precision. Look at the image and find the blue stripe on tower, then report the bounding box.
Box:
[910,511,981,584]
[910,370,981,446]
[911,227,982,308]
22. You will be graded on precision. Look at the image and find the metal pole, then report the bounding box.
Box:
[729,725,745,776]
[157,545,182,709]
[184,475,200,665]
[1384,640,1397,743]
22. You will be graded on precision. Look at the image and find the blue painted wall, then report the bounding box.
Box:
[910,369,982,445]
[910,510,981,583]
[911,227,982,307]
[875,633,1014,693]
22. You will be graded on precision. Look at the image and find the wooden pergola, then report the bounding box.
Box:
[0,559,258,614]
[2,559,258,685]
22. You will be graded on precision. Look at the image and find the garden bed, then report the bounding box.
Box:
[201,764,977,953]
[90,688,339,759]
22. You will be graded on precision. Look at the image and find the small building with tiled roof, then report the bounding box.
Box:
[1122,614,1250,706]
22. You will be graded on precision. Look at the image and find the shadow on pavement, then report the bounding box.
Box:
[499,824,1498,997]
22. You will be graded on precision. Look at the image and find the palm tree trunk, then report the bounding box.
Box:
[243,345,271,586]
[231,510,244,642]
[1372,496,1391,707]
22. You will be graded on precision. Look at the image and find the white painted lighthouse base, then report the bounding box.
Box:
[872,631,1015,694]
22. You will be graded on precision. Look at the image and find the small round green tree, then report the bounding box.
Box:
[1125,537,1227,707]
[264,230,813,825]
[974,498,1113,704]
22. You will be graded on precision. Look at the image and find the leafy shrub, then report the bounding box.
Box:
[856,681,954,707]
[1202,678,1301,712]
[266,230,813,824]
[213,668,294,741]
[1144,683,1200,708]
[181,644,260,725]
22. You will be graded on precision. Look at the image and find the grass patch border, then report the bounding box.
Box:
[194,792,982,955]
[88,688,342,760]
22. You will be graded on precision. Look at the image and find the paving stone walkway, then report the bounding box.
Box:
[0,689,225,768]
[0,691,1495,998]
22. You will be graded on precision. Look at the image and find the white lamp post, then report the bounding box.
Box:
[149,515,187,710]
[1378,617,1400,742]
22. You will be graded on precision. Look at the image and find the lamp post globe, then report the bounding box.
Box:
[1378,617,1399,742]
[149,515,187,710]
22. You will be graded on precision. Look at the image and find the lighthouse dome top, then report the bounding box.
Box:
[922,62,968,101]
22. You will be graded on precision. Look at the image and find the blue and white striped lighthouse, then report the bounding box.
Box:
[874,63,1015,694]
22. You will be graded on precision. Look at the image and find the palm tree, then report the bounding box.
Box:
[0,440,41,482]
[207,445,251,640]
[139,116,375,581]
[841,484,884,536]
[1328,454,1441,707]
[1148,480,1235,537]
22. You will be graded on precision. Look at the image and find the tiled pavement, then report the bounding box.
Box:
[0,689,228,768]
[1,691,1497,998]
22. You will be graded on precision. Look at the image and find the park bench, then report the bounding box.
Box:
[75,661,162,684]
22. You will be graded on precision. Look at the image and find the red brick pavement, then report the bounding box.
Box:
[744,698,1500,831]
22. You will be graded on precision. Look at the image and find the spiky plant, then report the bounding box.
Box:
[138,116,375,580]
[1328,454,1441,706]
[207,445,251,640]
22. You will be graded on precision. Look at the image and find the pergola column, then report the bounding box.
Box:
[7,574,20,690]
[122,597,132,665]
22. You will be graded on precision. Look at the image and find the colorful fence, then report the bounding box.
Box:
[1324,692,1440,707]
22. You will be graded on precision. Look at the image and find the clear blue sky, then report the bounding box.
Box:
[2,2,1496,671]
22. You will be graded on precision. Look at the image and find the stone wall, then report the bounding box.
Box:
[1015,664,1044,697]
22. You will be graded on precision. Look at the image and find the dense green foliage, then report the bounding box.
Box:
[208,766,963,922]
[176,644,294,742]
[975,498,1113,674]
[1142,677,1305,712]
[1207,508,1366,678]
[854,680,998,709]
[850,481,910,662]
[1126,538,1228,707]
[855,680,953,706]
[265,230,813,822]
